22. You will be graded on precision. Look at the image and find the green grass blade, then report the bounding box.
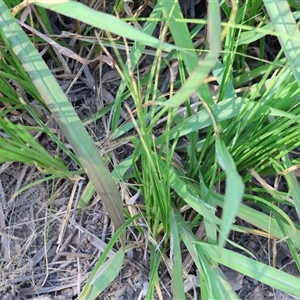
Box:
[159,0,221,107]
[169,167,218,224]
[79,215,140,299]
[263,0,300,86]
[83,249,124,300]
[215,138,244,247]
[157,97,253,143]
[160,0,221,104]
[212,192,300,248]
[0,3,125,238]
[157,96,299,145]
[170,210,186,300]
[0,117,67,171]
[146,246,161,300]
[281,153,300,219]
[32,0,178,53]
[198,242,300,297]
[111,3,164,131]
[174,209,239,299]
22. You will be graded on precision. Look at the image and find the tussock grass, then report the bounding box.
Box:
[1,0,300,299]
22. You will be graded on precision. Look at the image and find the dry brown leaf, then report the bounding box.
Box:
[18,20,114,67]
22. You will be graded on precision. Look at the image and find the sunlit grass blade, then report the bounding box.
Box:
[197,242,300,297]
[169,167,218,223]
[81,249,124,300]
[235,11,300,46]
[157,95,299,145]
[215,138,244,247]
[111,2,165,131]
[263,0,300,86]
[146,246,162,299]
[281,153,300,219]
[26,0,178,53]
[78,180,95,209]
[159,0,212,103]
[170,210,185,300]
[79,215,140,299]
[0,3,125,238]
[213,60,236,99]
[0,116,67,171]
[211,192,300,248]
[158,0,221,108]
[157,97,254,143]
[174,209,239,299]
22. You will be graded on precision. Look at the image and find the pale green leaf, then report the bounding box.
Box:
[215,138,244,247]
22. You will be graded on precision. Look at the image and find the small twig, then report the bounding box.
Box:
[57,177,82,250]
[71,177,86,224]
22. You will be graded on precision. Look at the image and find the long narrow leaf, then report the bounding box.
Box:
[198,242,300,297]
[215,138,244,247]
[159,0,221,107]
[263,0,300,86]
[211,192,300,248]
[84,249,124,300]
[170,210,186,300]
[29,0,178,53]
[0,3,125,238]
